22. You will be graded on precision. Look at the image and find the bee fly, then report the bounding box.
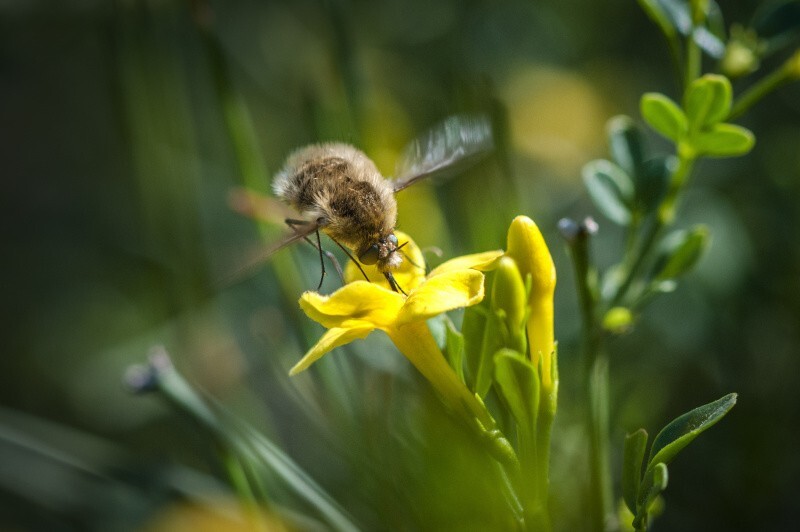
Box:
[232,114,493,294]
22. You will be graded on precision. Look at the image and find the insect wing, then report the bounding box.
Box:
[217,221,320,287]
[392,114,493,192]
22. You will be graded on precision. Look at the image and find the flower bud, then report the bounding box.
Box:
[505,216,556,388]
[491,256,528,354]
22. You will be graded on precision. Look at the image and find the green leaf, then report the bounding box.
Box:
[636,0,678,38]
[635,462,669,528]
[462,302,488,393]
[494,350,540,438]
[622,429,648,514]
[650,225,711,281]
[648,393,737,467]
[476,307,508,398]
[690,123,755,157]
[684,74,732,130]
[582,159,634,225]
[636,156,673,213]
[607,115,646,178]
[444,318,465,383]
[641,93,687,142]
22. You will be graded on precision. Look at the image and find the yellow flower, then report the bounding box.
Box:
[505,216,557,390]
[291,231,503,425]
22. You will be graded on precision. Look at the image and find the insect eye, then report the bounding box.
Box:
[359,244,380,265]
[387,234,398,246]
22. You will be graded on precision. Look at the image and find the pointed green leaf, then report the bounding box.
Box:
[648,393,737,467]
[607,115,646,178]
[634,462,669,528]
[582,160,634,225]
[462,302,488,393]
[684,75,732,130]
[650,225,711,281]
[494,349,540,435]
[641,93,687,142]
[690,123,755,157]
[476,308,508,398]
[622,429,649,514]
[444,318,465,382]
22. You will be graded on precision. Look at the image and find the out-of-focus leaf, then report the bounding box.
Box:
[691,123,755,157]
[636,0,679,38]
[637,156,673,213]
[582,160,634,225]
[684,74,732,129]
[607,115,646,178]
[753,0,800,41]
[641,93,687,142]
[692,26,726,59]
[622,429,649,514]
[650,225,711,281]
[648,393,737,467]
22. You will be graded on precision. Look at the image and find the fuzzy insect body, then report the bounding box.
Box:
[228,115,493,292]
[272,143,403,273]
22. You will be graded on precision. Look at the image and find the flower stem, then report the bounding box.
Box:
[561,220,613,529]
[729,60,794,120]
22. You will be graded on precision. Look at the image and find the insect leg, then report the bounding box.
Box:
[384,272,407,296]
[329,237,370,282]
[285,218,344,287]
[396,241,427,274]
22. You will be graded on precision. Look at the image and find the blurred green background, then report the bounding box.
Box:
[2,0,799,530]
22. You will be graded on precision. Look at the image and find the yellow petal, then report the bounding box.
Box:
[289,324,375,375]
[343,230,427,292]
[387,322,493,427]
[299,282,403,329]
[396,269,485,326]
[427,250,504,278]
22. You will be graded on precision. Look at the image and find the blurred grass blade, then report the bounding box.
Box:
[128,348,360,532]
[235,423,360,532]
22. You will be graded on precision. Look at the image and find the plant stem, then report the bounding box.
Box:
[729,62,793,120]
[684,31,701,92]
[612,153,695,306]
[562,220,613,530]
[588,352,612,531]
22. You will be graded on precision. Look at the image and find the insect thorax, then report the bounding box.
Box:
[273,145,397,251]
